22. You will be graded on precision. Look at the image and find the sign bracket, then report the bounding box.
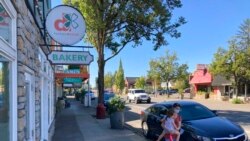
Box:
[39,44,94,49]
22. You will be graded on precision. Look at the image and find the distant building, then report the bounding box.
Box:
[189,64,212,93]
[125,77,139,88]
[125,77,152,89]
[190,64,250,101]
[211,75,233,98]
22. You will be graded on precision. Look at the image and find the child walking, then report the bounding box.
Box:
[156,109,180,141]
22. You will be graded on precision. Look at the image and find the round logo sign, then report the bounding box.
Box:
[46,5,86,45]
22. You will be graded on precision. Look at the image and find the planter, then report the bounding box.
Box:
[110,111,124,129]
[205,93,209,99]
[221,96,229,101]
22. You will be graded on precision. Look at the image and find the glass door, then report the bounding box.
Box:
[24,73,35,141]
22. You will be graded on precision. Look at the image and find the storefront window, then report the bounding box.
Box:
[0,3,11,43]
[0,55,10,141]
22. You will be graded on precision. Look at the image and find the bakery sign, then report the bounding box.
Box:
[48,51,93,65]
[46,5,86,45]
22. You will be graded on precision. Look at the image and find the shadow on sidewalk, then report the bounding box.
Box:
[52,100,84,141]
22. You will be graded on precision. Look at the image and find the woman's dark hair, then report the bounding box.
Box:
[173,103,181,108]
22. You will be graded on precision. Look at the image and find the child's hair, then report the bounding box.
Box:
[167,108,175,117]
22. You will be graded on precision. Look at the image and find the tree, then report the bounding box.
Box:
[63,0,186,117]
[237,19,250,80]
[210,19,250,99]
[148,50,188,96]
[104,72,114,89]
[114,59,125,94]
[175,64,189,95]
[148,60,161,92]
[210,39,246,97]
[237,19,250,50]
[135,77,146,89]
[154,51,178,91]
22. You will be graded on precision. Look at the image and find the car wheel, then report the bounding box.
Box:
[147,99,151,103]
[142,121,151,138]
[135,98,139,104]
[127,97,131,103]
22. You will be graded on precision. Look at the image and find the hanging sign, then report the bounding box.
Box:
[48,51,93,65]
[46,5,86,45]
[63,78,82,83]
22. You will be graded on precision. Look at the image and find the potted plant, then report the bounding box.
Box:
[107,96,125,129]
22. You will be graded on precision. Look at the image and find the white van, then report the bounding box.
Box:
[127,89,151,104]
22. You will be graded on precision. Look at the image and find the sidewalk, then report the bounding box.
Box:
[52,99,146,141]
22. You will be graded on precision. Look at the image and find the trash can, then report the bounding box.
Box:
[84,93,91,106]
[205,93,209,99]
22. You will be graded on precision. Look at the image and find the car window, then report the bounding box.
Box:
[149,105,167,116]
[180,104,216,121]
[134,90,145,93]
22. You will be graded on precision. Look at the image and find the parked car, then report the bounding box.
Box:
[184,88,191,93]
[159,89,177,95]
[140,101,248,141]
[103,92,115,110]
[127,89,151,104]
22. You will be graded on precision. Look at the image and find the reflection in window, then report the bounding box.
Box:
[0,55,10,141]
[0,4,11,43]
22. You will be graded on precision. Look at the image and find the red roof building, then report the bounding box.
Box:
[189,64,212,93]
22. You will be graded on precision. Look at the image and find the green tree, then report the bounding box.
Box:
[148,60,161,92]
[210,19,250,98]
[237,19,250,80]
[135,77,146,89]
[148,50,188,96]
[104,72,114,89]
[114,60,125,94]
[154,51,178,91]
[63,0,186,107]
[210,39,246,97]
[237,19,250,50]
[175,64,189,91]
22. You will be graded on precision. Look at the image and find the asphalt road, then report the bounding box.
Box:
[123,94,250,140]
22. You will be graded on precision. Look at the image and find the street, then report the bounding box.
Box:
[123,94,250,140]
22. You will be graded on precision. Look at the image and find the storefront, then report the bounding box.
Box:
[0,0,17,140]
[189,64,212,94]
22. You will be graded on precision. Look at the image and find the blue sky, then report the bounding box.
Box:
[52,0,250,87]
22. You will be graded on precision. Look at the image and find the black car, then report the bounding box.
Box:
[159,89,177,95]
[140,101,248,141]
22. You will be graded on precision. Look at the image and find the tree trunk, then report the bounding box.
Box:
[166,81,170,98]
[154,80,157,92]
[97,49,105,104]
[245,83,247,101]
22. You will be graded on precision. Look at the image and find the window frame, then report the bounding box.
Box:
[0,0,17,47]
[0,0,17,141]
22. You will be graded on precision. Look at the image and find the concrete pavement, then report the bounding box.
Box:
[52,98,147,141]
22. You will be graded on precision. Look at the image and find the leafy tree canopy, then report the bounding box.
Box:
[104,72,114,89]
[114,59,125,94]
[135,77,146,89]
